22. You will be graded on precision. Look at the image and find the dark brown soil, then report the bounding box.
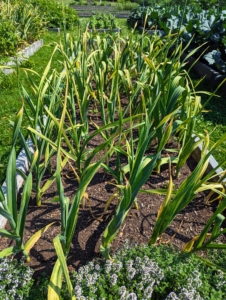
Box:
[0,133,225,281]
[0,98,225,280]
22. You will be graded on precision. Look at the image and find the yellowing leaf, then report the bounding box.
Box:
[48,259,62,300]
[24,222,55,254]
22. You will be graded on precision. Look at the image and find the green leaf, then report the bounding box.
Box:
[48,259,62,300]
[0,246,18,258]
[0,229,19,240]
[53,236,75,299]
[17,173,32,240]
[7,147,17,224]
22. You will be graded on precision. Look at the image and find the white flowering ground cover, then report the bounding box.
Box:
[66,243,226,300]
[0,243,226,299]
[0,257,33,300]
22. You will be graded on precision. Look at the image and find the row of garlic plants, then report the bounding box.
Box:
[0,28,226,299]
[0,0,46,56]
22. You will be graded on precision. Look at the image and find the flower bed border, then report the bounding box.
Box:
[2,40,43,75]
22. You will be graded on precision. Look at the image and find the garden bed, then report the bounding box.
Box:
[0,28,225,299]
[0,125,225,280]
[70,4,131,18]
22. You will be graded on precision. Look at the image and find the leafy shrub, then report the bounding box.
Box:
[0,257,34,300]
[13,3,46,43]
[30,0,79,29]
[127,5,226,73]
[0,21,18,56]
[88,13,118,29]
[0,1,45,53]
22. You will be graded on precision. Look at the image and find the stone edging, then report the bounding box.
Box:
[48,28,60,33]
[2,39,43,75]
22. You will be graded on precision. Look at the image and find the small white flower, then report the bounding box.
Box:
[119,286,127,297]
[165,292,180,300]
[126,292,137,300]
[74,285,82,296]
[127,267,136,279]
[126,260,134,268]
[95,264,101,271]
[77,274,83,282]
[113,261,123,272]
[111,273,118,285]
[137,282,143,290]
[144,286,153,298]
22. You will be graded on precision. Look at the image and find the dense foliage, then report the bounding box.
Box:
[128,5,226,73]
[0,0,78,56]
[88,13,118,29]
[0,27,225,298]
[0,257,33,299]
[70,243,226,299]
[30,0,79,29]
[27,244,226,299]
[0,21,18,56]
[0,0,45,55]
[0,2,226,298]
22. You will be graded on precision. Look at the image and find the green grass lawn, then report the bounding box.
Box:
[0,18,225,184]
[0,30,66,183]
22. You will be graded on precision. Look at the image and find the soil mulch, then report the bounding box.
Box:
[0,128,225,280]
[0,96,225,280]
